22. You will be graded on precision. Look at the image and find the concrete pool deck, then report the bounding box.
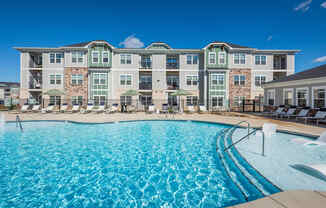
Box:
[1,111,326,208]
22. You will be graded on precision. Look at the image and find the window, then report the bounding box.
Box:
[234,96,245,107]
[209,52,216,64]
[283,89,293,106]
[91,73,108,105]
[212,96,224,107]
[49,53,63,64]
[218,52,226,64]
[166,55,179,69]
[72,51,83,63]
[50,53,55,64]
[92,51,99,63]
[234,53,245,64]
[255,75,266,87]
[296,88,308,107]
[255,55,267,65]
[49,74,62,85]
[71,74,83,85]
[140,95,152,106]
[186,96,198,106]
[267,89,275,106]
[120,96,132,105]
[49,96,61,106]
[72,96,83,105]
[102,51,109,63]
[167,75,179,89]
[186,75,198,86]
[211,74,224,86]
[313,87,326,108]
[120,75,132,86]
[120,54,132,64]
[186,55,198,64]
[234,75,245,86]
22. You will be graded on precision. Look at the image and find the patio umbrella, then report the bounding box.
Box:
[171,90,192,112]
[43,89,65,96]
[121,89,139,96]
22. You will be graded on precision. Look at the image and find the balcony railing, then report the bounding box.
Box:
[140,61,152,69]
[139,83,152,90]
[166,63,179,69]
[167,84,179,90]
[29,81,42,89]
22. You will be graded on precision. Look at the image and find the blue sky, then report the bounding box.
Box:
[0,0,326,82]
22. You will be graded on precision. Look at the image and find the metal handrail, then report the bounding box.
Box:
[224,120,250,138]
[16,115,23,132]
[224,128,265,156]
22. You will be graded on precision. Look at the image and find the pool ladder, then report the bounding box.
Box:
[16,115,23,132]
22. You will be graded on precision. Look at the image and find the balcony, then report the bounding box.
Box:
[166,55,179,70]
[29,53,43,69]
[140,55,152,70]
[273,55,287,70]
[167,84,179,90]
[139,82,152,90]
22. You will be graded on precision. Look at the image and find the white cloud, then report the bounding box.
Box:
[267,35,273,41]
[294,0,312,12]
[313,56,326,63]
[119,35,144,48]
[321,2,326,8]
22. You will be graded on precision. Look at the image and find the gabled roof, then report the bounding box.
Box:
[62,41,91,47]
[204,41,252,49]
[145,42,171,49]
[61,40,115,49]
[265,64,326,85]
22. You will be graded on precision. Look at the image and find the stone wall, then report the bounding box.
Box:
[229,68,251,110]
[64,67,88,105]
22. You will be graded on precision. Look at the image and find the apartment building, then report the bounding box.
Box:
[15,40,298,110]
[0,82,20,105]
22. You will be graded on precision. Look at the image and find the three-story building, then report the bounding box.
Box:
[15,40,299,111]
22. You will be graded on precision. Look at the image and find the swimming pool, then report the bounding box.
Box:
[0,120,318,207]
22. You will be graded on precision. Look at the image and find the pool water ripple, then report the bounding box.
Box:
[0,121,245,208]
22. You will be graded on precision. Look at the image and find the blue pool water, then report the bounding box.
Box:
[0,121,250,208]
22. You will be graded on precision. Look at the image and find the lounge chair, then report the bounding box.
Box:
[279,108,296,118]
[83,103,94,113]
[60,104,68,113]
[106,104,118,113]
[127,105,136,113]
[42,105,54,113]
[94,104,106,113]
[297,111,326,124]
[20,104,30,113]
[147,104,155,114]
[71,105,80,113]
[32,104,41,113]
[199,105,207,113]
[187,105,195,113]
[283,109,309,120]
[161,104,169,114]
[262,107,284,117]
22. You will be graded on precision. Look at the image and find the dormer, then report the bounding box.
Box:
[87,40,114,68]
[145,42,171,50]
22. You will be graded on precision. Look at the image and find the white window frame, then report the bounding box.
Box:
[92,51,99,64]
[49,53,63,64]
[102,51,109,63]
[49,53,55,64]
[234,53,246,65]
[49,73,63,85]
[211,74,224,86]
[71,74,83,85]
[312,86,326,108]
[120,74,132,86]
[208,52,216,64]
[255,55,267,65]
[186,96,198,106]
[283,88,294,106]
[296,87,309,107]
[186,75,198,86]
[212,96,224,107]
[72,51,84,63]
[234,75,245,86]
[186,54,198,65]
[267,89,275,106]
[255,75,266,87]
[218,52,226,65]
[120,54,132,64]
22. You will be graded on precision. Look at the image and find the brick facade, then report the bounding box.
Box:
[64,67,88,106]
[229,68,251,110]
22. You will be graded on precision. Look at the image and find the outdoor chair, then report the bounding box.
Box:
[94,104,106,113]
[106,104,118,113]
[161,104,169,114]
[199,105,207,113]
[60,103,68,113]
[20,103,30,113]
[187,105,195,113]
[32,104,41,113]
[42,104,54,113]
[147,104,155,114]
[262,107,284,117]
[70,105,80,113]
[297,110,326,124]
[82,103,94,114]
[278,108,296,118]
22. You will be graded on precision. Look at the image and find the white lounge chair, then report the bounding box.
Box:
[42,105,54,113]
[71,105,80,113]
[60,104,68,113]
[263,107,284,117]
[285,109,309,120]
[279,108,296,118]
[32,105,41,113]
[83,104,94,113]
[187,105,195,113]
[20,104,30,113]
[297,111,326,124]
[293,131,326,146]
[106,104,118,113]
[94,105,105,113]
[199,105,207,113]
[127,105,136,113]
[147,105,155,114]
